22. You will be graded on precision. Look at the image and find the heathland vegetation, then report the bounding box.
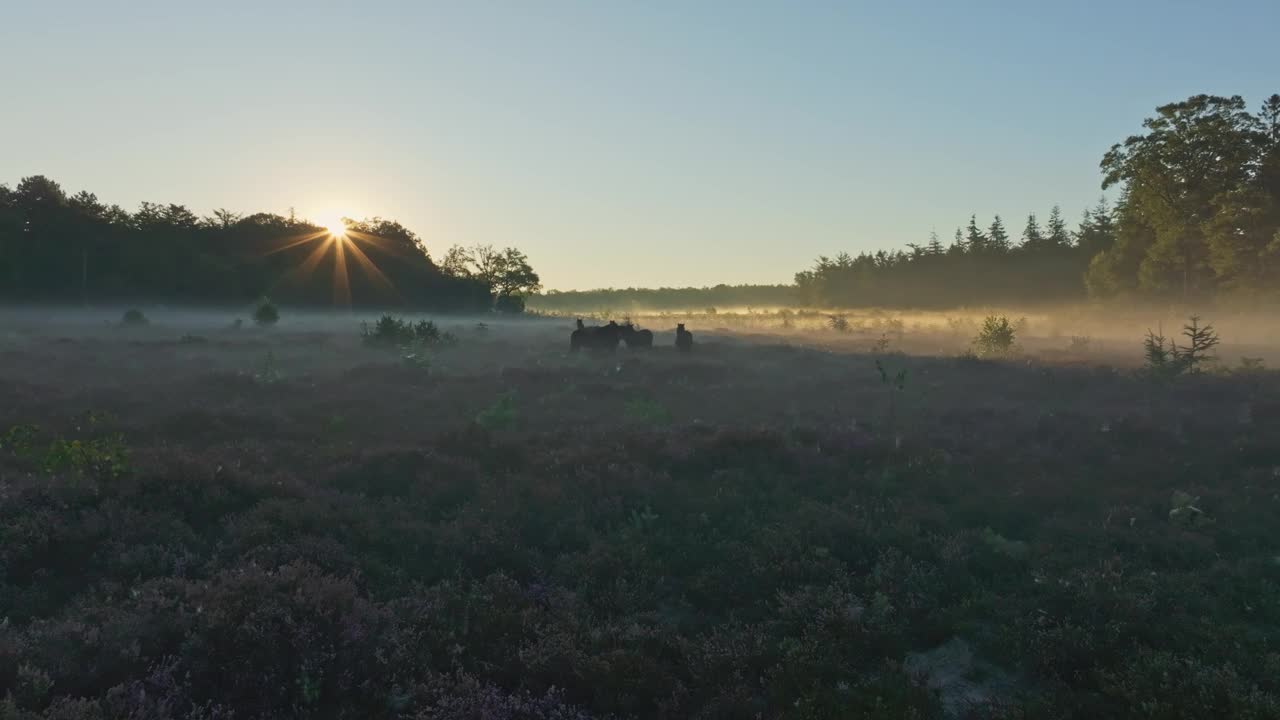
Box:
[4,92,1280,718]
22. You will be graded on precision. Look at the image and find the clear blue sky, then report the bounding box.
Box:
[4,1,1277,290]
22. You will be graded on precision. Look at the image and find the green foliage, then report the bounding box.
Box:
[1143,317,1221,378]
[475,392,519,430]
[362,315,456,350]
[0,175,498,310]
[1169,490,1214,527]
[42,435,130,479]
[827,314,851,333]
[1177,315,1221,374]
[493,294,526,314]
[120,308,148,326]
[973,315,1018,356]
[2,422,129,479]
[253,298,280,326]
[624,397,671,425]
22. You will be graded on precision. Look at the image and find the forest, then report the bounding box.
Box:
[0,182,539,312]
[794,93,1280,309]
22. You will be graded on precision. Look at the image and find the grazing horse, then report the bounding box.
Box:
[619,322,653,349]
[571,320,623,353]
[675,323,694,352]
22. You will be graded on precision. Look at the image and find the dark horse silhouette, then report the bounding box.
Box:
[619,322,653,349]
[570,319,623,353]
[675,323,694,352]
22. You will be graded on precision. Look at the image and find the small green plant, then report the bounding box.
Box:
[1,423,41,459]
[828,314,851,333]
[1176,316,1220,374]
[3,423,130,479]
[121,308,148,326]
[624,397,671,425]
[973,315,1017,356]
[1169,490,1213,527]
[1143,317,1221,379]
[43,435,130,479]
[253,299,280,326]
[475,392,519,430]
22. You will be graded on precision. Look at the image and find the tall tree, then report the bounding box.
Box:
[1020,213,1044,250]
[965,215,988,254]
[1046,205,1070,248]
[987,215,1010,252]
[1075,197,1116,257]
[926,230,945,256]
[1101,94,1263,296]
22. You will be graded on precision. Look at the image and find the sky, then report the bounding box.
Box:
[3,1,1278,290]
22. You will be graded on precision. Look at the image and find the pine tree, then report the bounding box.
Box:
[1047,205,1070,247]
[965,215,988,253]
[988,215,1010,252]
[926,230,945,256]
[1260,94,1280,143]
[952,227,967,254]
[1021,213,1044,250]
[1076,197,1116,256]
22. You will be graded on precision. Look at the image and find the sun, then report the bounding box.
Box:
[323,216,348,240]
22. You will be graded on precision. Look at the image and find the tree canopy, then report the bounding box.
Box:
[0,179,526,311]
[795,92,1280,308]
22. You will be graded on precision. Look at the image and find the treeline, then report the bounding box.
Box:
[528,284,797,313]
[796,93,1280,308]
[0,177,540,311]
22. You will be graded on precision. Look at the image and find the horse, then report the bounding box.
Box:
[619,322,653,349]
[675,323,694,352]
[570,320,623,353]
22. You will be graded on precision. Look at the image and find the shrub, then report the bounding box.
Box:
[973,315,1017,356]
[828,315,851,333]
[362,315,456,349]
[253,299,280,326]
[121,308,148,326]
[1143,317,1221,379]
[475,392,519,430]
[1176,315,1219,374]
[494,294,526,314]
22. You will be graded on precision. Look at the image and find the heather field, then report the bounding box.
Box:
[2,309,1280,719]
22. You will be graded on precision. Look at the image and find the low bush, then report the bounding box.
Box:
[120,308,148,326]
[973,315,1018,356]
[253,299,280,326]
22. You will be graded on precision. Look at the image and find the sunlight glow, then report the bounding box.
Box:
[323,216,348,240]
[255,212,401,307]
